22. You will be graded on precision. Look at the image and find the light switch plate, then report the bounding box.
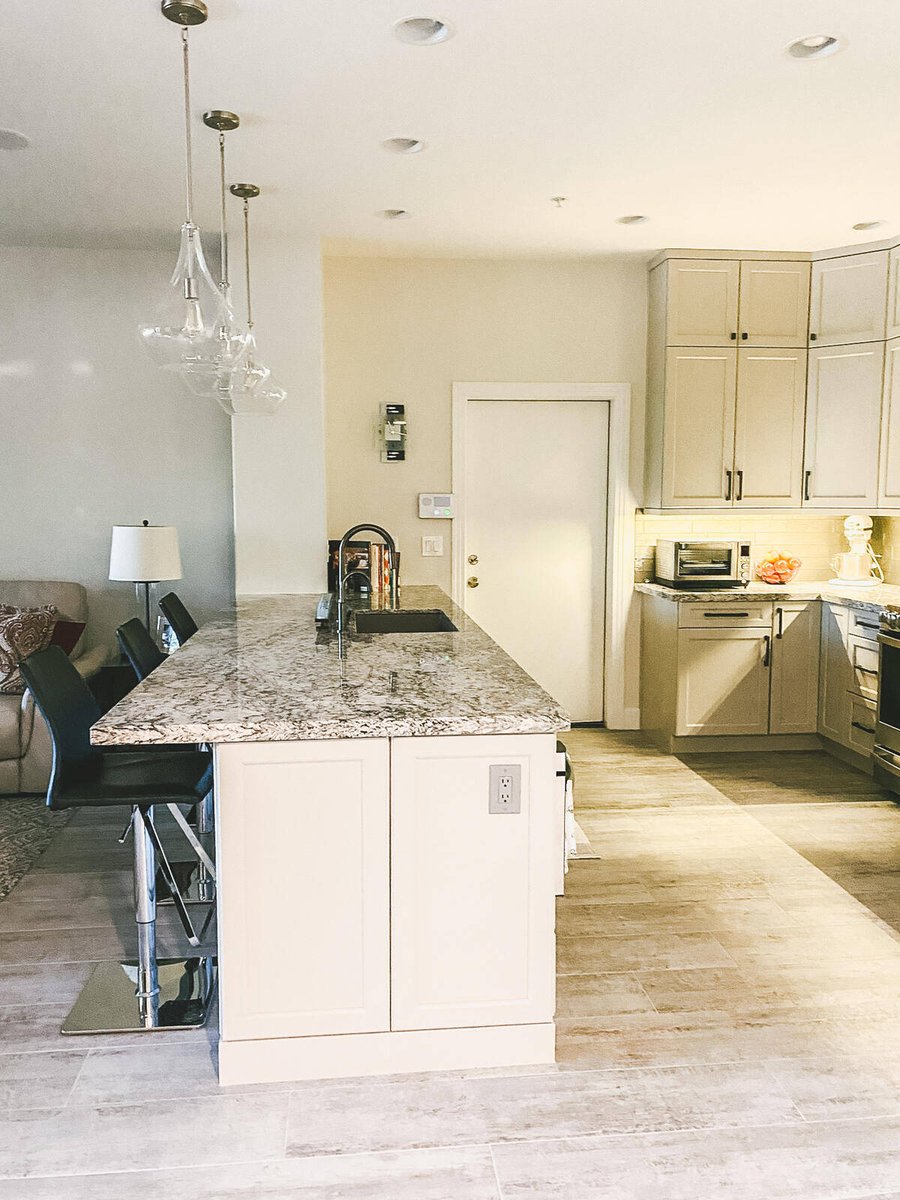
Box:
[421,535,444,557]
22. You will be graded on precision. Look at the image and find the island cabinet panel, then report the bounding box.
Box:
[389,734,557,1033]
[215,739,390,1042]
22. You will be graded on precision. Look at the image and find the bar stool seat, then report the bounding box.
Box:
[20,645,216,1035]
[57,750,212,807]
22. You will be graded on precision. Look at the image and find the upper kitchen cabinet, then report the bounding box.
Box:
[809,251,888,347]
[665,259,740,346]
[803,342,884,508]
[733,349,807,507]
[660,348,736,508]
[886,247,900,339]
[878,336,900,506]
[738,261,810,348]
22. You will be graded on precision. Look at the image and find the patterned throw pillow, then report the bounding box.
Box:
[0,606,58,695]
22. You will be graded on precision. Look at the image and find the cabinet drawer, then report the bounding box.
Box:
[678,601,773,628]
[848,634,879,701]
[848,695,876,756]
[848,609,881,640]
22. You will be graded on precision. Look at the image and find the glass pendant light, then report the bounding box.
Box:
[138,1,248,379]
[181,109,252,398]
[216,183,287,415]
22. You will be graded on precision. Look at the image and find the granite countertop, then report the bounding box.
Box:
[91,586,569,746]
[635,580,900,614]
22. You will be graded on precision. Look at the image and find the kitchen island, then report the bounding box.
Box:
[92,587,568,1085]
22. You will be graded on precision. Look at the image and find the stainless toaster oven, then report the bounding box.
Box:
[655,540,752,589]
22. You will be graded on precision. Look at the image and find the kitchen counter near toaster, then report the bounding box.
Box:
[635,580,900,616]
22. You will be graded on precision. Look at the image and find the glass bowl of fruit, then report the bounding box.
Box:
[756,553,801,585]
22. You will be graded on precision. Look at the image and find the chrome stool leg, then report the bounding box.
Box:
[60,805,216,1036]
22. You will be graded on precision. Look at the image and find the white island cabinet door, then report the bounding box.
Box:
[803,343,884,508]
[390,734,557,1032]
[215,739,390,1042]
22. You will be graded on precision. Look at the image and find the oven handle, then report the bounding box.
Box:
[873,746,900,779]
[878,631,900,650]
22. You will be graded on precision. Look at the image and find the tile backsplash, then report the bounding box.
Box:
[634,514,846,583]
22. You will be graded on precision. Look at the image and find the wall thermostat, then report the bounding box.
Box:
[419,493,454,519]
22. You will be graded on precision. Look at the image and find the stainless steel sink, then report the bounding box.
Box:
[354,609,458,634]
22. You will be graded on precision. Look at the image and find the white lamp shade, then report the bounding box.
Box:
[109,525,183,583]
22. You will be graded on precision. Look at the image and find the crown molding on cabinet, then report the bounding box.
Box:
[649,236,900,273]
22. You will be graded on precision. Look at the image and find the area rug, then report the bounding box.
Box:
[0,798,70,900]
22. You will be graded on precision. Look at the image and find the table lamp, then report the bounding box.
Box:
[109,521,183,633]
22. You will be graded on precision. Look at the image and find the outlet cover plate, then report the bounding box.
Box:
[489,763,522,814]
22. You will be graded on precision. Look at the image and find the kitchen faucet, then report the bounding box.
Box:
[335,523,398,635]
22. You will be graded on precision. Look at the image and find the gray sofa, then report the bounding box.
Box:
[0,581,109,795]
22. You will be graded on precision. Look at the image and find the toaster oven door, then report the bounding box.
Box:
[675,543,736,581]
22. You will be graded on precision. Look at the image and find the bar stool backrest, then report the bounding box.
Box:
[19,645,103,808]
[117,618,165,682]
[158,592,198,647]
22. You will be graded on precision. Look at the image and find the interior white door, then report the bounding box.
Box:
[462,399,608,723]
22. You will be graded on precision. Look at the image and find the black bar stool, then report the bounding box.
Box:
[116,618,216,904]
[158,592,198,647]
[20,645,216,1033]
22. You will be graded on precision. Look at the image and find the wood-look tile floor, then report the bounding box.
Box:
[4,732,900,1197]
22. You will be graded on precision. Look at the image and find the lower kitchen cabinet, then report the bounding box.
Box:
[770,602,821,735]
[818,602,880,753]
[390,734,556,1032]
[675,627,772,736]
[642,596,821,745]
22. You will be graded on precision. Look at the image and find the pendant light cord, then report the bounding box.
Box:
[242,199,254,329]
[181,27,195,225]
[218,133,228,290]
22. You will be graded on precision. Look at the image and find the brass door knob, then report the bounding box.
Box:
[467,576,479,588]
[468,554,479,565]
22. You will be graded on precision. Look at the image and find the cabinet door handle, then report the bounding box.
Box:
[741,331,748,340]
[730,331,737,340]
[776,607,784,639]
[810,332,818,341]
[725,469,733,501]
[852,721,876,735]
[763,634,771,667]
[804,470,812,501]
[736,469,744,501]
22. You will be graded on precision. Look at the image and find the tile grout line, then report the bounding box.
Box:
[488,1143,506,1199]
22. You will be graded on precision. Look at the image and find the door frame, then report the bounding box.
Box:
[451,382,635,729]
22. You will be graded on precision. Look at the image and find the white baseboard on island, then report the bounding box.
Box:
[218,1022,557,1086]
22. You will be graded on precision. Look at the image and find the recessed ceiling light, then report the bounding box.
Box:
[393,16,454,45]
[383,137,426,155]
[0,128,31,151]
[853,220,886,231]
[381,209,412,220]
[786,35,844,60]
[617,214,649,225]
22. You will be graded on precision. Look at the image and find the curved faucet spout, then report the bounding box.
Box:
[335,523,398,635]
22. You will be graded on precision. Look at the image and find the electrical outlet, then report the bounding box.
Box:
[421,535,444,557]
[489,763,521,814]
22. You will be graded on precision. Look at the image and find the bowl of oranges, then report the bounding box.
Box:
[755,552,801,585]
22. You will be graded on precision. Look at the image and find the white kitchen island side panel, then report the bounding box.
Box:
[215,739,391,1042]
[390,733,557,1032]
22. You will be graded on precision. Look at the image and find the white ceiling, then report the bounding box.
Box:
[4,0,900,258]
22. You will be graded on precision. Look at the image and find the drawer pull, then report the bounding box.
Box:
[856,621,879,631]
[703,611,750,618]
[852,721,876,735]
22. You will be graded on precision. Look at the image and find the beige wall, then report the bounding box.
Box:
[324,256,647,590]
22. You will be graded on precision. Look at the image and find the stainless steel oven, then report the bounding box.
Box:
[655,540,752,589]
[873,607,900,792]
